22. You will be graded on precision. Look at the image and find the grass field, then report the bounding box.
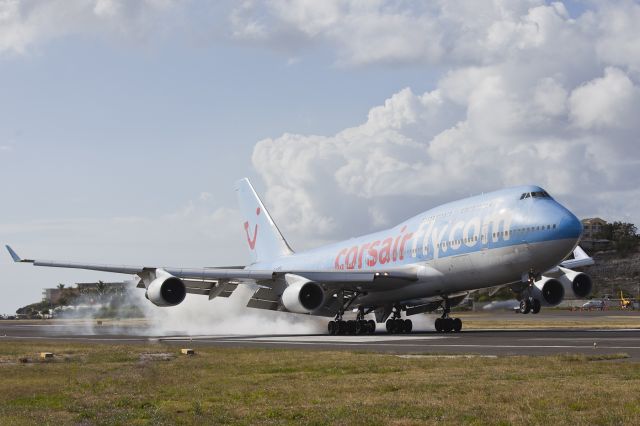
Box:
[1,342,639,425]
[456,311,640,330]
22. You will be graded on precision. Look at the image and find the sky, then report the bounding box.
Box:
[1,0,639,315]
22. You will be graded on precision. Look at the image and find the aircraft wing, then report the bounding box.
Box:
[559,246,594,269]
[5,245,417,295]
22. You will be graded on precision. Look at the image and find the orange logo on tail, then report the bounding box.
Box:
[244,207,260,250]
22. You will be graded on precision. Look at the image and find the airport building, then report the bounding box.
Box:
[580,218,611,252]
[581,217,607,239]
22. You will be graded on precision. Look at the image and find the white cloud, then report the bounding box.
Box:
[0,0,178,54]
[569,67,640,129]
[248,2,640,242]
[594,0,640,74]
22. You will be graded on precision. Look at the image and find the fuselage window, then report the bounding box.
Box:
[553,224,557,229]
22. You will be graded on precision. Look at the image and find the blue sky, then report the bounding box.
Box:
[1,0,639,314]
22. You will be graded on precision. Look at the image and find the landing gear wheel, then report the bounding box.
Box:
[403,319,413,333]
[531,298,541,314]
[337,320,347,335]
[386,318,405,334]
[435,318,443,332]
[328,321,336,335]
[347,320,356,335]
[356,320,368,335]
[367,320,376,334]
[442,318,453,333]
[452,318,462,332]
[519,298,531,314]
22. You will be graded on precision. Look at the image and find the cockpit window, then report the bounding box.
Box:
[520,191,551,200]
[531,191,550,198]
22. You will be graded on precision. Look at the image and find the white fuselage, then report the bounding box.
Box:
[249,185,582,306]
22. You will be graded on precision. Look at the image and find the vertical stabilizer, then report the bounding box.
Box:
[235,178,294,263]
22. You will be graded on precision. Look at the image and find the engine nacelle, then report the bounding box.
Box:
[532,277,565,307]
[145,270,186,307]
[281,274,325,314]
[558,267,593,299]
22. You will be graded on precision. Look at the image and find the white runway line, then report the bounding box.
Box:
[244,335,450,343]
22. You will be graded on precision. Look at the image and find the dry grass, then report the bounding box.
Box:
[0,342,639,425]
[457,312,640,330]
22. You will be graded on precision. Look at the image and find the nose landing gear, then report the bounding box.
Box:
[519,296,541,314]
[519,270,542,314]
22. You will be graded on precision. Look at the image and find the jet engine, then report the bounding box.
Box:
[557,267,593,299]
[281,275,325,314]
[145,270,186,307]
[532,277,565,307]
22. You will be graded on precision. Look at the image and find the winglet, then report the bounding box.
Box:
[5,245,33,263]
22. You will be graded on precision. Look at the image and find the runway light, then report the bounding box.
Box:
[181,348,195,355]
[593,342,597,349]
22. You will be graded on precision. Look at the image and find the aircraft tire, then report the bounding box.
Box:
[403,319,413,333]
[531,298,541,314]
[453,318,462,332]
[519,299,531,314]
[386,320,393,333]
[442,318,453,333]
[337,320,347,335]
[347,320,356,335]
[328,321,336,335]
[355,320,366,335]
[435,318,443,332]
[367,320,376,334]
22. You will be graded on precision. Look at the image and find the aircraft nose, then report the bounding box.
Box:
[558,208,582,240]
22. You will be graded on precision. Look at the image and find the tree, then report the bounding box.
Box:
[597,221,639,256]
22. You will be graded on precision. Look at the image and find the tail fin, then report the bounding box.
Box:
[235,178,294,263]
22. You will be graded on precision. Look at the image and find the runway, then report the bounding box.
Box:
[2,319,640,358]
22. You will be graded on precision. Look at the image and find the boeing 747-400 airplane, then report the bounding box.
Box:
[6,178,593,334]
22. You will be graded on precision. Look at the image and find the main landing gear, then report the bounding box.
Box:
[434,299,462,333]
[328,308,375,335]
[385,306,412,334]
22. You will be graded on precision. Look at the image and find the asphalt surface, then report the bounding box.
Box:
[2,313,640,358]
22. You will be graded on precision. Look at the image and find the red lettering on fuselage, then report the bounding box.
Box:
[334,248,347,270]
[357,242,370,269]
[345,246,358,269]
[399,232,413,260]
[334,225,415,270]
[379,238,393,264]
[367,240,380,267]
